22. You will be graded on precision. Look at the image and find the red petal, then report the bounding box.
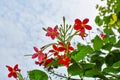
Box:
[13,72,17,78]
[58,47,65,52]
[32,53,38,59]
[69,46,74,50]
[38,53,45,61]
[14,64,18,70]
[75,18,82,24]
[33,47,39,52]
[74,25,80,30]
[58,42,64,46]
[6,65,13,71]
[47,27,53,31]
[51,35,55,40]
[53,45,57,50]
[54,52,58,56]
[49,50,55,52]
[44,58,53,67]
[58,59,63,64]
[85,25,92,30]
[83,18,89,24]
[8,72,13,78]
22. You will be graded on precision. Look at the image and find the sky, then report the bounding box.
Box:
[0,0,105,80]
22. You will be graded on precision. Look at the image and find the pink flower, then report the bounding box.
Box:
[46,26,59,40]
[32,47,46,62]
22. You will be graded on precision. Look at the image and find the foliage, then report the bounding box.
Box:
[6,0,120,80]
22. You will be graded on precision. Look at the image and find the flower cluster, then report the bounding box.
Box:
[31,17,92,68]
[6,17,92,79]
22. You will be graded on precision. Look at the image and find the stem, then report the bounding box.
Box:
[49,70,82,80]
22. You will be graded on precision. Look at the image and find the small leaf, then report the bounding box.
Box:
[104,28,114,35]
[112,60,120,67]
[102,43,113,51]
[95,16,103,26]
[93,35,103,51]
[68,63,82,76]
[109,36,116,43]
[72,45,93,61]
[28,69,48,80]
[85,68,98,77]
[103,67,120,74]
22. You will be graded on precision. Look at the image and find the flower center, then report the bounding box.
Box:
[12,70,16,73]
[51,32,55,35]
[81,23,85,27]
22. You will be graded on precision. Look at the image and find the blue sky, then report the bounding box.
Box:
[0,0,105,80]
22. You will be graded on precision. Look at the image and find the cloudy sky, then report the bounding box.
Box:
[0,0,105,80]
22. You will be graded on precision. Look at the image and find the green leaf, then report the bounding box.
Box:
[103,67,120,74]
[72,45,93,61]
[112,60,120,67]
[103,16,110,24]
[68,62,83,76]
[90,55,104,71]
[28,69,48,80]
[82,63,95,71]
[105,50,120,67]
[95,16,103,26]
[109,36,116,43]
[104,28,114,35]
[102,43,113,51]
[85,68,98,77]
[93,35,103,51]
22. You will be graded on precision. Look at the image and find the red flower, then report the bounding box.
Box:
[49,44,65,56]
[6,64,20,78]
[58,55,71,67]
[32,47,46,62]
[58,42,74,54]
[35,57,53,68]
[74,18,92,31]
[79,28,88,39]
[44,58,53,67]
[100,33,107,39]
[46,26,59,40]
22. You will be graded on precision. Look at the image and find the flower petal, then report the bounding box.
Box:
[14,64,18,70]
[38,53,45,61]
[6,65,13,71]
[8,72,13,78]
[33,47,39,52]
[32,53,38,59]
[58,47,65,52]
[85,25,92,30]
[53,45,57,50]
[49,50,55,52]
[44,58,53,67]
[75,18,82,24]
[83,18,89,24]
[74,25,80,30]
[13,72,17,78]
[47,27,53,31]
